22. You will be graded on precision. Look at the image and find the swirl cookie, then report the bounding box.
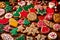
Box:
[27,13,37,21]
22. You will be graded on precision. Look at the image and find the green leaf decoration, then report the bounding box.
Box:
[23,19,30,26]
[5,5,12,12]
[10,28,18,35]
[37,9,46,15]
[0,24,4,33]
[16,34,25,40]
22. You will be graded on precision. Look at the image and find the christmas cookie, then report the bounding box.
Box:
[53,14,60,23]
[26,36,33,40]
[23,23,39,36]
[18,19,23,25]
[18,1,26,7]
[0,2,5,8]
[48,32,57,40]
[20,10,28,18]
[53,24,60,31]
[35,34,46,40]
[27,13,37,21]
[37,20,46,28]
[9,18,18,27]
[16,34,25,40]
[1,33,14,40]
[0,18,9,24]
[17,25,25,32]
[26,1,32,5]
[41,26,50,34]
[23,19,30,26]
[0,24,4,33]
[0,8,5,16]
[5,13,13,19]
[10,28,18,35]
[5,5,12,12]
[3,25,12,32]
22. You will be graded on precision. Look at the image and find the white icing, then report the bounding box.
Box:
[48,32,57,39]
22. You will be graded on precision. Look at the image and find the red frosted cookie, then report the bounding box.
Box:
[0,18,9,24]
[41,26,50,34]
[20,10,28,18]
[29,8,36,13]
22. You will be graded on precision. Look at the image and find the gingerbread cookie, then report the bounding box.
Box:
[1,33,14,40]
[27,13,37,21]
[17,25,25,32]
[23,23,39,36]
[26,36,33,40]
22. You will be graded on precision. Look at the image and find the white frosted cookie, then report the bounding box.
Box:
[1,33,14,40]
[5,13,13,19]
[48,32,57,40]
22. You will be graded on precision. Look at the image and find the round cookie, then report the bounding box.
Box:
[0,2,5,8]
[5,13,13,19]
[27,13,37,21]
[0,8,5,16]
[48,32,57,40]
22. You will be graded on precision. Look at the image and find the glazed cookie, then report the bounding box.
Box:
[27,13,37,21]
[5,13,13,19]
[1,33,14,40]
[48,32,57,40]
[0,8,5,16]
[0,2,5,8]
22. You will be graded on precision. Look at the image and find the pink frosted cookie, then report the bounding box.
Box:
[48,32,57,40]
[18,19,23,25]
[44,14,53,20]
[0,8,5,16]
[5,13,13,19]
[53,24,60,31]
[3,25,12,32]
[18,1,25,7]
[37,20,46,28]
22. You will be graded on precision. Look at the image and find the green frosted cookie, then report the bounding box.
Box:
[5,5,12,12]
[0,24,4,33]
[16,34,25,40]
[37,9,46,15]
[23,19,30,26]
[10,28,18,35]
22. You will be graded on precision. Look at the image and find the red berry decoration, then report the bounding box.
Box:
[20,10,28,18]
[0,18,9,24]
[41,26,50,34]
